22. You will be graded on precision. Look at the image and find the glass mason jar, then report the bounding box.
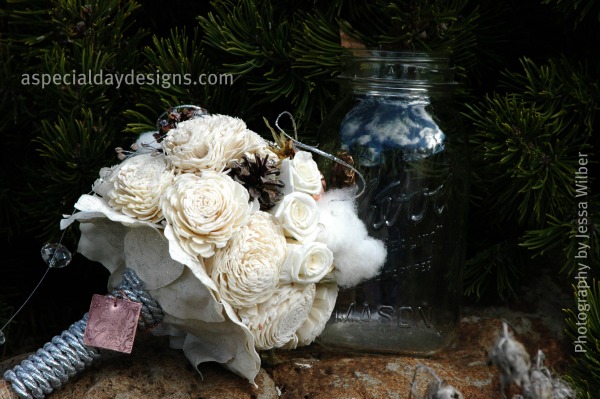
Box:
[316,50,468,355]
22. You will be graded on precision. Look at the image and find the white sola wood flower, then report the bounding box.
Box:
[211,211,286,308]
[238,283,316,350]
[162,114,273,173]
[293,283,337,347]
[161,171,255,258]
[105,153,174,223]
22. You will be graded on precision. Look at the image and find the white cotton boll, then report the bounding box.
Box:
[316,188,386,288]
[333,236,386,287]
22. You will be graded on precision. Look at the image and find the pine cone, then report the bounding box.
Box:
[330,151,356,189]
[156,105,209,139]
[229,154,284,210]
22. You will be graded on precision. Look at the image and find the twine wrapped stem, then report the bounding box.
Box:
[1,269,163,399]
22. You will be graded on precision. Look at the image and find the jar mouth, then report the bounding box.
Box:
[339,48,457,94]
[341,49,451,65]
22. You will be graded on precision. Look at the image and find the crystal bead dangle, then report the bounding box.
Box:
[41,242,72,268]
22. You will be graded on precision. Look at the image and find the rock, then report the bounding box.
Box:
[1,307,570,399]
[0,335,278,399]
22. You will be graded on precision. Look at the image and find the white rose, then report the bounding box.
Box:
[291,283,338,348]
[271,191,320,242]
[162,115,272,173]
[280,151,322,195]
[105,154,173,223]
[161,171,253,258]
[238,283,316,350]
[279,242,334,284]
[211,211,286,308]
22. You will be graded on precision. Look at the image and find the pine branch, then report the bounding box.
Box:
[123,27,243,136]
[501,57,599,136]
[466,93,584,226]
[542,0,600,29]
[463,240,525,301]
[520,199,600,275]
[3,0,147,241]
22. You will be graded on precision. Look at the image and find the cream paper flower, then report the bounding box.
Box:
[161,171,254,258]
[92,165,117,197]
[279,242,334,284]
[280,151,322,195]
[105,154,174,223]
[271,191,320,242]
[211,211,286,308]
[162,114,272,173]
[238,283,316,350]
[290,283,338,348]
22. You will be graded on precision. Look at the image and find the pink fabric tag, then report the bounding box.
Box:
[83,294,142,354]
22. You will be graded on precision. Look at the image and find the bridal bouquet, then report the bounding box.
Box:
[61,107,386,383]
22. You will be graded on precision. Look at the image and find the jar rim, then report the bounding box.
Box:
[338,48,457,93]
[340,48,451,64]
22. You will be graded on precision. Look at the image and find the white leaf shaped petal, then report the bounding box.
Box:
[124,227,185,290]
[77,219,127,275]
[149,267,224,323]
[159,313,260,384]
[62,194,160,229]
[164,223,220,295]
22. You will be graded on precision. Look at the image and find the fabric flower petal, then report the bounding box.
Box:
[61,194,160,229]
[77,218,127,275]
[149,267,224,323]
[154,313,261,384]
[123,227,185,290]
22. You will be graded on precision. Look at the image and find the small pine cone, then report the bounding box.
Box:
[229,154,284,210]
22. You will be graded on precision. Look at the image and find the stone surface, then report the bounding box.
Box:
[1,306,571,399]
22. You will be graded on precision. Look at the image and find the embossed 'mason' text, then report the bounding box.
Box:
[333,302,433,328]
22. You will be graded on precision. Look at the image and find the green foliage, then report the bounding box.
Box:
[463,55,599,300]
[564,280,600,397]
[198,1,339,132]
[463,240,525,301]
[521,201,600,275]
[338,0,479,73]
[466,93,581,226]
[542,0,600,29]
[501,57,599,136]
[123,27,227,136]
[1,0,146,241]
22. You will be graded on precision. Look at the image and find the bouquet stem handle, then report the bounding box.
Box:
[2,269,163,399]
